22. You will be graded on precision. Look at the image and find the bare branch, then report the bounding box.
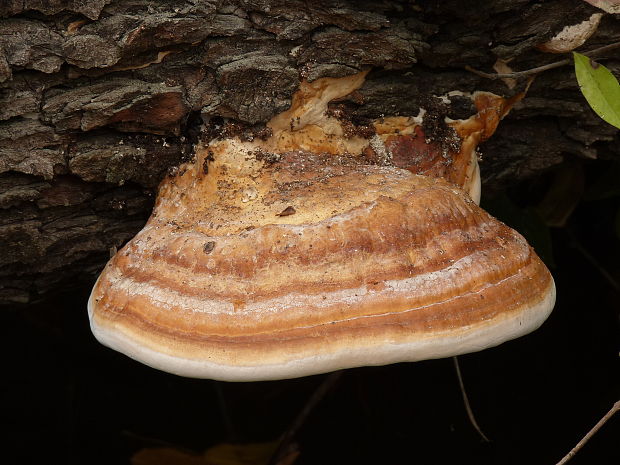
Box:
[555,400,620,465]
[466,41,620,80]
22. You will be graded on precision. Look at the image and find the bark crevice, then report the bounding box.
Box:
[1,0,618,304]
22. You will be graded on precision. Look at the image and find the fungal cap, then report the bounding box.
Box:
[89,145,555,381]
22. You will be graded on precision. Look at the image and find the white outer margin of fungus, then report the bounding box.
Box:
[88,276,555,381]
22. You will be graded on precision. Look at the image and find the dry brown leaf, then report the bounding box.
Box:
[581,0,620,13]
[493,59,517,89]
[132,447,208,465]
[131,442,297,465]
[203,442,279,465]
[537,13,603,53]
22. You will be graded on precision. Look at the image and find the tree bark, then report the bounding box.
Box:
[1,0,618,304]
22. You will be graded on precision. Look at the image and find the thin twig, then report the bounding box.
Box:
[466,41,620,80]
[453,356,491,442]
[555,400,620,465]
[213,381,239,441]
[268,371,343,465]
[466,60,570,80]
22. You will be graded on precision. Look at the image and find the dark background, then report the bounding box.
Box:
[1,0,620,463]
[3,158,619,465]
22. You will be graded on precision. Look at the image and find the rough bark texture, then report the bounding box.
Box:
[1,0,618,304]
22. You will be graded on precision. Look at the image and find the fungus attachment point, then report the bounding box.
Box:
[88,72,555,381]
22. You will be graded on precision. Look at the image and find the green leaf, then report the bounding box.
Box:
[573,52,620,130]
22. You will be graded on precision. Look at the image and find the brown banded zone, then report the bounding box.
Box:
[89,154,554,380]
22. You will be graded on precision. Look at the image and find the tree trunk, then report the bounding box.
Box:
[1,0,618,304]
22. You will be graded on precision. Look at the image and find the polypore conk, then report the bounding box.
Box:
[88,72,555,381]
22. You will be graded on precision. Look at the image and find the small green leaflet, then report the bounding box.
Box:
[573,52,620,130]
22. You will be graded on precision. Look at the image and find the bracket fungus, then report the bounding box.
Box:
[88,72,555,381]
